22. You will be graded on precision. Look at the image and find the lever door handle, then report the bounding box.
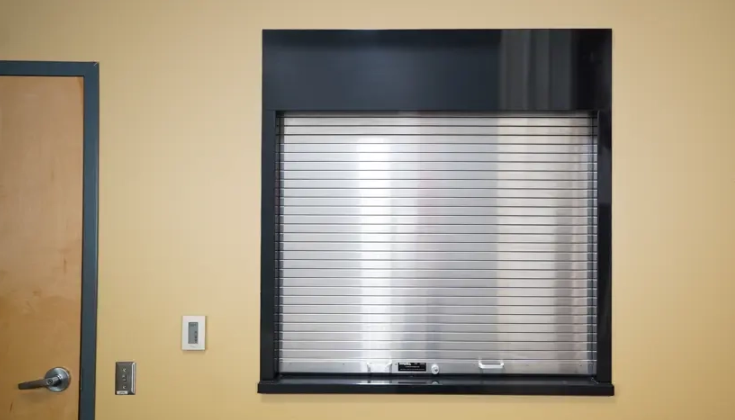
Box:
[17,367,71,392]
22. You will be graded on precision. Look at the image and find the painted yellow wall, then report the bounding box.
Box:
[2,0,734,419]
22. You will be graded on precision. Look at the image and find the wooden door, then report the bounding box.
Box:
[0,76,84,419]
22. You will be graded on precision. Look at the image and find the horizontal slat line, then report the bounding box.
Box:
[281,299,595,303]
[280,267,591,271]
[283,140,598,147]
[282,136,596,139]
[281,307,588,311]
[283,308,595,314]
[282,346,593,352]
[281,223,592,226]
[281,324,596,328]
[281,307,594,310]
[276,324,594,328]
[280,196,596,199]
[282,196,595,200]
[283,143,595,147]
[281,205,595,208]
[280,121,597,124]
[282,337,596,341]
[280,257,596,261]
[282,352,591,357]
[283,117,595,120]
[282,277,592,280]
[280,321,592,324]
[281,287,596,291]
[283,157,594,160]
[281,283,595,287]
[284,163,597,170]
[281,223,597,227]
[281,245,593,249]
[281,311,591,314]
[283,187,597,191]
[281,260,591,264]
[280,205,597,211]
[278,119,594,123]
[283,340,592,344]
[282,189,596,192]
[284,180,597,184]
[281,282,595,286]
[282,334,594,338]
[280,332,597,334]
[280,243,597,246]
[280,205,596,208]
[281,250,595,254]
[281,262,593,266]
[285,125,595,128]
[281,292,595,295]
[283,331,595,335]
[281,292,595,296]
[285,179,595,185]
[280,231,594,234]
[281,286,596,290]
[281,309,591,312]
[281,240,594,242]
[281,244,594,247]
[283,119,594,122]
[282,180,596,183]
[281,232,597,236]
[282,169,595,172]
[282,134,595,137]
[283,159,594,162]
[282,276,592,280]
[280,359,596,363]
[282,331,592,335]
[280,321,595,324]
[277,320,595,324]
[284,152,594,155]
[279,324,594,328]
[280,237,598,242]
[280,225,596,229]
[282,290,598,294]
[282,188,593,191]
[282,349,592,353]
[283,113,593,117]
[284,122,598,128]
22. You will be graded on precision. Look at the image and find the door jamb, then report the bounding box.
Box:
[0,61,99,420]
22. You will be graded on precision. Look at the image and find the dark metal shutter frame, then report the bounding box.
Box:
[277,113,597,376]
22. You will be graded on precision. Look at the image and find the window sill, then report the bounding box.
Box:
[258,376,614,396]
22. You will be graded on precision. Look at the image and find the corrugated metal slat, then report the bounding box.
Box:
[277,113,597,376]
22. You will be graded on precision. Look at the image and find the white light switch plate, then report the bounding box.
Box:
[182,316,206,350]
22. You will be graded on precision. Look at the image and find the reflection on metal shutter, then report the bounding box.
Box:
[277,113,597,376]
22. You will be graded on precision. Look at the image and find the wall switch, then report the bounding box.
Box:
[182,315,206,350]
[115,362,136,395]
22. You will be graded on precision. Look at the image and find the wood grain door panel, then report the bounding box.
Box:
[0,76,84,420]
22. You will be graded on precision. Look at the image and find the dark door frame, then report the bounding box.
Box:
[0,61,99,420]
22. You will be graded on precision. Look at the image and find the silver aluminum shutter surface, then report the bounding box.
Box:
[277,113,597,376]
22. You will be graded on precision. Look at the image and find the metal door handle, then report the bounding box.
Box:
[478,360,505,371]
[17,367,71,392]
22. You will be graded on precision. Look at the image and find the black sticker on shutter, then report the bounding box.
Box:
[397,362,427,372]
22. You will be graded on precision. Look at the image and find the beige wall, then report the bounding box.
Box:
[2,0,735,419]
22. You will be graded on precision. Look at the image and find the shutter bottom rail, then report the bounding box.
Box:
[258,375,614,396]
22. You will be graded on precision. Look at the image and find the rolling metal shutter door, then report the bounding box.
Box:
[277,113,597,375]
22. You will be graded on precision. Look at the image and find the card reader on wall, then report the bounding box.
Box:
[182,316,206,350]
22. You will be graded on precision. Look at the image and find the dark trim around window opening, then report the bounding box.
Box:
[259,29,612,396]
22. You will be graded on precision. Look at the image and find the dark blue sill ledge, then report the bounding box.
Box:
[258,375,615,396]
